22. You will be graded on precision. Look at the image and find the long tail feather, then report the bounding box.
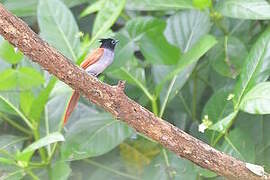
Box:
[63,91,80,124]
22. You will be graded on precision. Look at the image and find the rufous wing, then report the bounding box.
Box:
[80,48,104,70]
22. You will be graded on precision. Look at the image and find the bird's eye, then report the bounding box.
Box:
[111,40,116,44]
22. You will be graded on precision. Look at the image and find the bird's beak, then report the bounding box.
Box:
[115,40,119,43]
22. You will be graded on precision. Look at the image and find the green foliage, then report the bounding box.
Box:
[216,0,270,19]
[1,0,270,179]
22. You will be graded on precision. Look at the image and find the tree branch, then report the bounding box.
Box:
[0,4,267,180]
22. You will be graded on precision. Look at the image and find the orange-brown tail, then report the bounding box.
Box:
[63,91,80,124]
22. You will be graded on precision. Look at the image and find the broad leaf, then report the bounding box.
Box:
[202,88,234,144]
[209,112,238,133]
[0,67,44,90]
[220,128,255,162]
[112,17,170,67]
[126,0,193,11]
[132,18,180,65]
[61,113,133,160]
[80,0,105,18]
[142,150,198,180]
[49,161,71,180]
[0,40,23,64]
[71,149,138,180]
[233,28,270,108]
[192,0,212,9]
[138,27,180,65]
[240,82,270,114]
[3,0,37,17]
[29,77,57,122]
[38,0,80,61]
[0,95,32,129]
[3,0,87,17]
[119,138,160,174]
[0,135,26,154]
[155,10,212,104]
[202,88,234,124]
[216,0,270,20]
[20,91,35,117]
[63,0,90,7]
[22,132,64,153]
[90,0,126,45]
[156,35,217,94]
[208,36,248,78]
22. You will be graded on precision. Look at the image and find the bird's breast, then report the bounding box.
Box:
[86,49,114,76]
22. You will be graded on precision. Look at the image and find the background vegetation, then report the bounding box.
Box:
[0,0,270,179]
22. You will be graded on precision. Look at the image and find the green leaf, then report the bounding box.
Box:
[233,28,270,108]
[0,40,23,64]
[112,17,168,68]
[3,0,87,17]
[71,149,138,180]
[22,132,64,154]
[156,35,217,94]
[0,135,26,153]
[49,161,71,180]
[80,0,105,18]
[90,0,126,45]
[240,82,270,114]
[20,91,35,117]
[220,128,255,162]
[109,67,146,87]
[208,36,248,78]
[155,10,212,104]
[142,150,197,180]
[119,138,160,174]
[129,18,181,65]
[38,0,80,61]
[202,88,234,124]
[202,88,234,143]
[209,112,238,133]
[216,0,270,20]
[138,26,180,65]
[61,113,133,160]
[192,0,212,9]
[63,0,90,7]
[126,0,193,11]
[29,77,57,122]
[3,0,38,17]
[0,67,44,91]
[0,95,33,129]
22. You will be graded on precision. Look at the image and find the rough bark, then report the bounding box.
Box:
[0,4,268,180]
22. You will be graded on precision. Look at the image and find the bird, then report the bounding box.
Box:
[63,38,119,124]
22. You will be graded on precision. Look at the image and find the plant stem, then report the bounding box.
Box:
[159,76,177,118]
[33,128,47,163]
[44,106,51,156]
[192,73,197,121]
[178,93,193,119]
[0,113,32,135]
[151,97,158,116]
[26,169,40,180]
[162,148,174,179]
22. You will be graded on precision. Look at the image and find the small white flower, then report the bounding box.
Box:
[198,123,207,133]
[198,115,212,133]
[227,93,235,101]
